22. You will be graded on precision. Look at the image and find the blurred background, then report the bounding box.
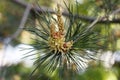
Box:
[0,0,120,80]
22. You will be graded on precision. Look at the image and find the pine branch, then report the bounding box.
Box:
[12,0,120,23]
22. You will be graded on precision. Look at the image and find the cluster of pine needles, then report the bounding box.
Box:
[24,2,106,80]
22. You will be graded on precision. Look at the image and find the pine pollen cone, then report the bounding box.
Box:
[48,5,73,53]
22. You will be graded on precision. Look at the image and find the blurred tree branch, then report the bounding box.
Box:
[12,0,120,23]
[0,1,32,77]
[5,0,31,45]
[11,1,31,40]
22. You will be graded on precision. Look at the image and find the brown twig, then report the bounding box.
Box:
[12,0,120,23]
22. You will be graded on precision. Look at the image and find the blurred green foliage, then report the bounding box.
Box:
[1,63,118,80]
[0,0,24,38]
[0,63,31,80]
[77,66,117,80]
